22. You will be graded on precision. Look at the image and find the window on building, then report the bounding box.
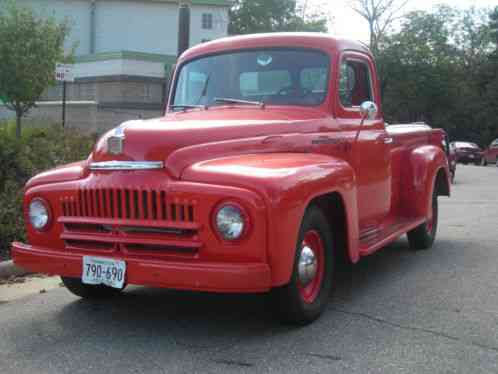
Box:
[202,13,213,29]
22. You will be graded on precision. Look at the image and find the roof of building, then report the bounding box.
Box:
[179,33,370,62]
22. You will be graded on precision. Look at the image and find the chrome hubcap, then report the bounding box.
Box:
[298,246,318,286]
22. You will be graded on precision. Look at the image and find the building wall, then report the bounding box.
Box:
[15,0,229,57]
[95,1,179,55]
[190,5,229,46]
[17,0,92,56]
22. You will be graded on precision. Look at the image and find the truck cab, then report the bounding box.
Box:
[12,33,451,324]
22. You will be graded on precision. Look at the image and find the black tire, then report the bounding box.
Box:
[407,189,438,250]
[61,276,125,299]
[272,206,334,325]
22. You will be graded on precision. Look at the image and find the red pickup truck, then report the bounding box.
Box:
[12,34,451,324]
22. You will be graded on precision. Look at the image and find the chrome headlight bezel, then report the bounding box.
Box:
[214,202,249,241]
[28,198,51,231]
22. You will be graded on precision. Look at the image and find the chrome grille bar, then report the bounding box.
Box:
[89,161,164,171]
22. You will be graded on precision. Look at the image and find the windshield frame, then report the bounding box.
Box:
[168,47,331,112]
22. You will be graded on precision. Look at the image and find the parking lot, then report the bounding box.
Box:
[1,164,497,374]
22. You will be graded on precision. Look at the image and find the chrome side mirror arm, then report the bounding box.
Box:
[359,101,378,126]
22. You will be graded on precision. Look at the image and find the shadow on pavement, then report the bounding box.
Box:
[54,236,465,339]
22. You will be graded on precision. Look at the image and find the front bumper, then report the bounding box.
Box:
[12,242,271,293]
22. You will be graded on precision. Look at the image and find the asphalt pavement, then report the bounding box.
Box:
[1,164,498,374]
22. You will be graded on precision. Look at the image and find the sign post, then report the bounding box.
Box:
[55,64,75,128]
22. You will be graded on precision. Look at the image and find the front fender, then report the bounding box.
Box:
[182,153,359,287]
[405,145,450,217]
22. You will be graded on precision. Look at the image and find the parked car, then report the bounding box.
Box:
[11,33,451,324]
[451,141,482,165]
[481,138,498,166]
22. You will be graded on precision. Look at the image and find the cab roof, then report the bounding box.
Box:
[179,33,371,63]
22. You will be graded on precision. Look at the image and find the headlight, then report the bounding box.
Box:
[215,203,247,241]
[29,198,50,231]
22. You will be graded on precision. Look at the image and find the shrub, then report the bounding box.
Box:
[0,123,96,260]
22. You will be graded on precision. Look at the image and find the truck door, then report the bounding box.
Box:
[335,53,392,232]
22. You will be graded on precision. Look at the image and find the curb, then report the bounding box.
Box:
[0,260,30,280]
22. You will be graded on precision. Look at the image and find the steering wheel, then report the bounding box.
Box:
[277,86,296,96]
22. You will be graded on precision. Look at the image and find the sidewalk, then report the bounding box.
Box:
[0,260,29,279]
[0,274,61,303]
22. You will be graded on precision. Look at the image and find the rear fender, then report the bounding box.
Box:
[404,145,450,218]
[182,153,359,287]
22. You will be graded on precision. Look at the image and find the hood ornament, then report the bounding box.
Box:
[107,126,125,155]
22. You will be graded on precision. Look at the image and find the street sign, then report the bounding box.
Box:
[55,63,75,82]
[55,63,74,128]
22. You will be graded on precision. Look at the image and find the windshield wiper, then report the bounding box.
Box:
[211,97,265,108]
[169,104,206,111]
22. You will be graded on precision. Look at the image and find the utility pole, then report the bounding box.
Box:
[177,1,191,57]
[62,81,66,128]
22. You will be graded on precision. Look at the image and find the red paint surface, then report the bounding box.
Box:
[12,33,450,292]
[482,139,498,164]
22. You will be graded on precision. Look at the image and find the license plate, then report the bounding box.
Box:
[82,256,126,289]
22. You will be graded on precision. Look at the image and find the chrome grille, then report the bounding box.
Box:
[61,188,195,222]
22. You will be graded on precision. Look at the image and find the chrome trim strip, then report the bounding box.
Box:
[89,161,164,170]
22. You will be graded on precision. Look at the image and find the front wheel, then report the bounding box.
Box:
[61,277,125,299]
[407,189,438,250]
[272,206,334,324]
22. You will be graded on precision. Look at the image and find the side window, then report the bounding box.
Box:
[339,59,373,108]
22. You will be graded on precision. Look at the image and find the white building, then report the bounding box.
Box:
[1,0,231,131]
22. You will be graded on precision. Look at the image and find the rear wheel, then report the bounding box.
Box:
[61,277,125,299]
[407,188,438,250]
[272,206,334,324]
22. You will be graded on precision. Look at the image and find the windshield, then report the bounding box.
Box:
[171,49,330,109]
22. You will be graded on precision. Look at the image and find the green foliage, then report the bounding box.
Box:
[0,0,71,138]
[377,6,498,146]
[228,0,328,35]
[0,123,96,260]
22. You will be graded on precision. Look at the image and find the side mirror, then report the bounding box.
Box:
[359,101,378,123]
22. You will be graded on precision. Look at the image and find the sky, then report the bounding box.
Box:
[319,0,498,42]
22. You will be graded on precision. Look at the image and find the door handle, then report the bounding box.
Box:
[376,135,394,144]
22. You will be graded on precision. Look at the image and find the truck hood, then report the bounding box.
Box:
[92,107,328,178]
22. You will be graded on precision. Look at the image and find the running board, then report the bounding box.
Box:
[359,217,426,256]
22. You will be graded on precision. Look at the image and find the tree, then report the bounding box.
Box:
[0,1,70,138]
[490,6,498,46]
[229,0,328,35]
[378,6,497,146]
[350,0,409,55]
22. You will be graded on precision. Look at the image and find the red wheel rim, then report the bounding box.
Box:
[297,230,325,304]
